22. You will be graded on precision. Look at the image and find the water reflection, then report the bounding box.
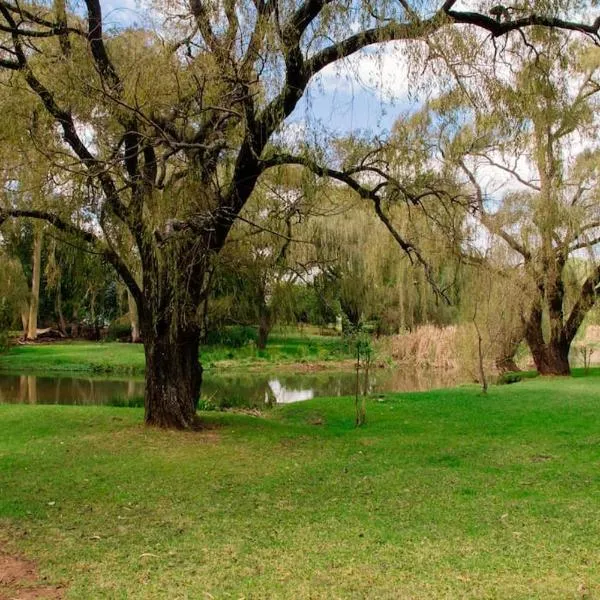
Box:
[267,379,314,404]
[0,374,146,405]
[0,367,469,409]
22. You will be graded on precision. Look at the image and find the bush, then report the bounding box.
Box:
[106,320,133,342]
[497,372,522,385]
[204,325,257,348]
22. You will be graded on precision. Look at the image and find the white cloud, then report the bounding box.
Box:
[273,120,308,150]
[313,41,413,103]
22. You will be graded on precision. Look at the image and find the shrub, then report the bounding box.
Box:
[497,372,522,385]
[204,325,257,348]
[106,321,133,342]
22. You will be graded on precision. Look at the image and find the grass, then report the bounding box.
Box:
[2,376,600,598]
[0,333,353,376]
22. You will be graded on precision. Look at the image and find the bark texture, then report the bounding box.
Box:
[143,327,202,429]
[26,228,43,340]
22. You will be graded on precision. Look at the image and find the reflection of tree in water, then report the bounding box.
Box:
[1,368,468,408]
[0,374,145,405]
[264,386,276,408]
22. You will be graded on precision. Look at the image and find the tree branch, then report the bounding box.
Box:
[458,159,532,261]
[0,207,142,303]
[262,152,451,302]
[564,264,600,342]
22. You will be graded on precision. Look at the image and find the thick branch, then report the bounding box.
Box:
[446,10,600,39]
[84,0,120,90]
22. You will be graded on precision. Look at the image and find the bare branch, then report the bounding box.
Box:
[458,159,532,261]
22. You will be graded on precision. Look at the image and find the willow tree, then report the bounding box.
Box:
[0,2,597,427]
[311,33,600,376]
[0,250,28,348]
[438,37,600,375]
[309,191,461,332]
[210,169,320,348]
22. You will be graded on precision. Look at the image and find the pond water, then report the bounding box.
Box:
[0,368,470,409]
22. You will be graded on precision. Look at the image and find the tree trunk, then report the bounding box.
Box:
[256,285,272,351]
[143,327,202,428]
[257,306,271,351]
[524,299,571,376]
[495,331,522,373]
[528,337,571,375]
[56,282,68,335]
[27,228,43,340]
[495,356,520,374]
[494,321,525,374]
[127,290,141,343]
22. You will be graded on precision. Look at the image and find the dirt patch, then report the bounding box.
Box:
[0,552,64,600]
[0,555,37,587]
[0,587,64,600]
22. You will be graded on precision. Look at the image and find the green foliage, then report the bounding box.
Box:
[106,321,133,342]
[204,326,258,348]
[496,372,522,385]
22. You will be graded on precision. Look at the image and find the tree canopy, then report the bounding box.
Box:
[0,0,597,426]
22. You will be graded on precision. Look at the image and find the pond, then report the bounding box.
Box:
[0,368,471,409]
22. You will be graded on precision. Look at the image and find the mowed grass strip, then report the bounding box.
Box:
[1,377,600,598]
[0,334,352,376]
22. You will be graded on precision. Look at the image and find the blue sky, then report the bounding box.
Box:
[290,75,415,136]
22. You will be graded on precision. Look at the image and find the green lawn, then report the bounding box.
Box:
[2,376,600,598]
[0,334,352,375]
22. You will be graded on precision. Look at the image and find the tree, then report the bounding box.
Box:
[0,249,28,349]
[310,196,460,332]
[438,37,600,375]
[0,2,597,427]
[329,34,600,376]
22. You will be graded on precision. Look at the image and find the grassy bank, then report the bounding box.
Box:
[2,376,600,598]
[0,333,353,375]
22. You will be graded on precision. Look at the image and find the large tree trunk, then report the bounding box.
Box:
[528,337,571,375]
[524,302,571,375]
[27,228,43,340]
[257,315,271,350]
[142,326,202,429]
